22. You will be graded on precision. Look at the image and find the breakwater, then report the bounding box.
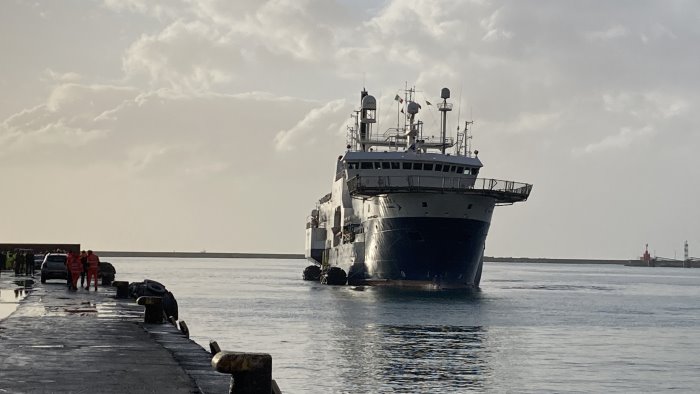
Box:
[484,257,630,265]
[97,251,634,265]
[97,251,305,259]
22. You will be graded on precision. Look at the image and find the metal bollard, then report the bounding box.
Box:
[209,340,221,355]
[178,320,189,338]
[136,296,163,324]
[212,351,273,394]
[112,281,129,299]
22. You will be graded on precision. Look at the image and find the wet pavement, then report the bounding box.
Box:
[0,272,229,393]
[0,272,34,320]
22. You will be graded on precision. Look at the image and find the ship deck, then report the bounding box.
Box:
[347,175,532,204]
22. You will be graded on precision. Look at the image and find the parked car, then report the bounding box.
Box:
[99,262,116,286]
[40,253,68,283]
[33,254,45,270]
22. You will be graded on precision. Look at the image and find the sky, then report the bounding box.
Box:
[1,0,699,259]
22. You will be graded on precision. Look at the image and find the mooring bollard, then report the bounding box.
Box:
[178,320,189,338]
[209,340,221,355]
[136,296,163,324]
[112,281,129,299]
[212,351,273,394]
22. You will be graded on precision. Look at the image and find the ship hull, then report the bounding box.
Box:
[361,217,489,287]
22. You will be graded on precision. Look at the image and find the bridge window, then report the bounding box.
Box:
[450,165,457,173]
[374,162,381,169]
[360,162,373,169]
[435,164,443,171]
[381,162,391,169]
[442,165,450,172]
[456,166,464,174]
[391,162,400,169]
[347,162,359,169]
[424,163,433,171]
[412,162,423,170]
[402,162,412,170]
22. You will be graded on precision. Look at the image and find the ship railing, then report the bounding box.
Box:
[346,175,533,204]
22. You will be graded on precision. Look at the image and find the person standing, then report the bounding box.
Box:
[65,251,72,288]
[86,250,100,291]
[68,251,82,291]
[79,251,88,289]
[0,251,5,277]
[25,250,35,276]
[14,251,22,276]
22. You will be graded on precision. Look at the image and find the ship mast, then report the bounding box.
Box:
[438,88,452,154]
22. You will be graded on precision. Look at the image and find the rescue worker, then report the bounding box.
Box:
[86,250,100,291]
[68,251,82,291]
[79,251,88,289]
[65,251,73,288]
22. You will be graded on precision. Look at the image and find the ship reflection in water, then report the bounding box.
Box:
[376,325,488,389]
[328,288,492,392]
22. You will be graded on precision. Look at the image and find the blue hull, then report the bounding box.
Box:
[361,217,490,287]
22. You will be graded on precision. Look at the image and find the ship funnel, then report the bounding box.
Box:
[361,95,376,124]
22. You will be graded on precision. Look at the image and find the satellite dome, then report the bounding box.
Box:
[406,101,421,114]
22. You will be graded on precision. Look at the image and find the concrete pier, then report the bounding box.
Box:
[0,273,229,393]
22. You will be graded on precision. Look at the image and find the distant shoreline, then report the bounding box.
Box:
[484,257,630,265]
[96,251,305,259]
[96,251,632,265]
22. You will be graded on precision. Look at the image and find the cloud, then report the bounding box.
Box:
[0,84,137,155]
[480,7,513,42]
[43,69,82,83]
[603,91,689,119]
[123,20,237,92]
[102,0,182,20]
[584,25,629,41]
[572,125,654,156]
[482,110,561,135]
[273,99,348,151]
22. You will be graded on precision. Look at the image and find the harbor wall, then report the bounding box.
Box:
[97,251,632,264]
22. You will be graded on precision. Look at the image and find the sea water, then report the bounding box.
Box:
[112,258,700,393]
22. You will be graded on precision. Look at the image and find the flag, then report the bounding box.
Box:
[394,94,400,101]
[425,100,432,106]
[400,108,404,114]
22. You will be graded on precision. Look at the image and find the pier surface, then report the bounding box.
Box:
[0,273,229,393]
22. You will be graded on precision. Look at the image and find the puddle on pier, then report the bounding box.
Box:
[0,276,36,320]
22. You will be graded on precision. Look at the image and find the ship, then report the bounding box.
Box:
[304,86,533,289]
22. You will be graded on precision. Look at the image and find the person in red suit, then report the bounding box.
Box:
[86,250,100,291]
